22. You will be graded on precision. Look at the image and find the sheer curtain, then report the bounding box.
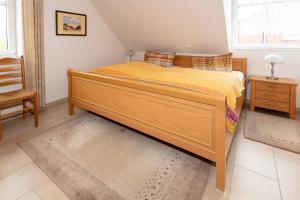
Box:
[22,0,46,107]
[238,0,300,44]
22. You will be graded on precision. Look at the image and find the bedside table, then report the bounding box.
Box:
[249,75,297,119]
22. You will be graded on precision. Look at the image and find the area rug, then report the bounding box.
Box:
[245,111,300,153]
[18,113,211,200]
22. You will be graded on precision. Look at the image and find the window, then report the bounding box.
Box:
[0,0,17,56]
[232,0,300,48]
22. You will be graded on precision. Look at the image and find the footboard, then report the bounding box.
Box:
[67,69,227,190]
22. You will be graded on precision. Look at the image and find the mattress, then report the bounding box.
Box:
[232,71,244,82]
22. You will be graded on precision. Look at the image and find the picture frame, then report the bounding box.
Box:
[56,10,87,36]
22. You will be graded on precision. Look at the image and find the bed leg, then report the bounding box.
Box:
[216,102,226,191]
[68,103,74,116]
[216,158,226,191]
[67,69,74,116]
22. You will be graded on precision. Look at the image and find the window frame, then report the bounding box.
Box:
[231,0,300,50]
[0,0,17,57]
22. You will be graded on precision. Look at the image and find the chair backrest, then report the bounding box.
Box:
[0,56,26,92]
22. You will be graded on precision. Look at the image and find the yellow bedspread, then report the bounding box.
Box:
[92,61,245,132]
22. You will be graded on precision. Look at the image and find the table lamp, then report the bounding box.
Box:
[263,54,284,80]
[127,50,136,61]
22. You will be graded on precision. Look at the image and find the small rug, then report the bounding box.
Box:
[18,113,211,200]
[245,111,300,153]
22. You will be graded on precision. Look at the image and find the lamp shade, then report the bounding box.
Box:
[127,50,136,57]
[263,54,284,64]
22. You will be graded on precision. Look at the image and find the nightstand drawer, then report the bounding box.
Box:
[256,90,290,103]
[256,82,290,93]
[255,99,289,112]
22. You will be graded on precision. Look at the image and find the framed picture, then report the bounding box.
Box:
[56,10,87,36]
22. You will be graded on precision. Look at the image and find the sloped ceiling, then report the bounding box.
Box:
[91,0,229,54]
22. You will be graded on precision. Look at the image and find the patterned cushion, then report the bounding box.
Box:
[145,51,176,67]
[192,53,233,72]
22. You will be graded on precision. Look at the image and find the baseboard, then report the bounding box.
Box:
[45,98,68,109]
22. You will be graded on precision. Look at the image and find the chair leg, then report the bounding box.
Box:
[0,115,2,141]
[34,94,39,127]
[23,100,27,119]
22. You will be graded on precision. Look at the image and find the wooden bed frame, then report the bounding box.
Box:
[67,55,247,191]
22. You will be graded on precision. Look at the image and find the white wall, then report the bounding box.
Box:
[44,0,126,103]
[223,0,232,49]
[233,49,300,107]
[91,0,229,54]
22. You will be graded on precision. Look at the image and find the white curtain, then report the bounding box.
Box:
[22,0,46,107]
[238,0,300,39]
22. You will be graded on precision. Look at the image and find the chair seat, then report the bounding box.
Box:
[0,90,35,104]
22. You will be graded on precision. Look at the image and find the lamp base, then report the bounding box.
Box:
[266,76,279,81]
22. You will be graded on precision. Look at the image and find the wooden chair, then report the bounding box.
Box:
[0,56,38,140]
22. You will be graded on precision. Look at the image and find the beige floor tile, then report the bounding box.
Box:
[18,190,40,200]
[274,147,300,165]
[1,103,84,143]
[202,134,239,200]
[230,166,281,200]
[0,142,32,179]
[0,105,298,200]
[35,179,69,200]
[0,163,48,200]
[276,157,300,200]
[202,167,230,200]
[235,137,277,179]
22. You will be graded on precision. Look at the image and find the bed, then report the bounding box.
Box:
[67,55,247,191]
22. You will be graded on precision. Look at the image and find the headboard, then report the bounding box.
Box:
[173,55,247,78]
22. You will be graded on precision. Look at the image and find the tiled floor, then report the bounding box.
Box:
[203,111,300,200]
[0,103,299,200]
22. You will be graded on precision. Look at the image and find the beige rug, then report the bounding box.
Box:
[18,113,211,200]
[245,111,300,153]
